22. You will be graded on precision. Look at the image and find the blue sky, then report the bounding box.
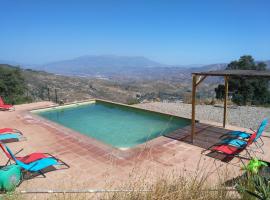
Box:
[0,0,269,65]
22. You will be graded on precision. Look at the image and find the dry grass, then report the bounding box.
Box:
[102,173,237,200]
[2,169,238,200]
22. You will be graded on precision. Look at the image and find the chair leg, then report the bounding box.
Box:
[244,149,252,159]
[45,153,70,169]
[239,157,247,167]
[256,139,265,154]
[14,148,24,156]
[59,159,70,168]
[248,146,264,155]
[38,170,46,178]
[5,158,11,166]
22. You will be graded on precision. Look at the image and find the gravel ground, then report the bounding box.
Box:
[135,102,270,132]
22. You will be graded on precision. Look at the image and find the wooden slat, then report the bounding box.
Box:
[192,70,270,78]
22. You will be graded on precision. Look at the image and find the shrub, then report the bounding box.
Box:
[126,97,140,105]
[0,64,31,104]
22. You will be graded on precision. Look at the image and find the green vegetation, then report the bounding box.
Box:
[237,173,270,200]
[236,158,270,200]
[215,55,270,106]
[126,97,140,105]
[0,64,31,104]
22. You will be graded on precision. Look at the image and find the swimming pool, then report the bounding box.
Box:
[33,100,191,148]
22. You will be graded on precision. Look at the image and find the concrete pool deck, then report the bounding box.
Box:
[1,101,270,193]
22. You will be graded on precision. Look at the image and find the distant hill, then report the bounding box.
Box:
[40,56,270,77]
[264,60,270,68]
[0,64,195,104]
[2,60,270,104]
[26,55,230,79]
[37,55,165,76]
[2,55,270,80]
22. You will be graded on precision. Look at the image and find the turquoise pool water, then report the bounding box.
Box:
[36,101,191,148]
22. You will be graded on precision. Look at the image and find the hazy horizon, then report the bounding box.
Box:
[1,54,269,68]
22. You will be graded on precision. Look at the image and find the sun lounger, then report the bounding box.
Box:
[202,132,257,164]
[0,97,14,111]
[220,118,267,140]
[219,119,268,152]
[0,133,24,142]
[0,143,69,167]
[4,144,69,178]
[0,128,22,135]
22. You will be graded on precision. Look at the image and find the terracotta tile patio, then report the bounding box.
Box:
[0,101,269,193]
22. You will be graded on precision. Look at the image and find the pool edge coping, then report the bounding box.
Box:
[25,98,197,160]
[30,98,194,122]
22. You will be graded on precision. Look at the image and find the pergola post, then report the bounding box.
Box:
[191,75,197,143]
[223,76,229,128]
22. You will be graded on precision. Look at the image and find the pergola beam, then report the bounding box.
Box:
[195,75,207,87]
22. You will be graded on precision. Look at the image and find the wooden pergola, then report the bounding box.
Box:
[191,70,270,143]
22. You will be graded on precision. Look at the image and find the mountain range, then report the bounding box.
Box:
[2,55,270,80]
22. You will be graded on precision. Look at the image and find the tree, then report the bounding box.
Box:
[215,55,270,106]
[0,64,30,104]
[215,84,225,99]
